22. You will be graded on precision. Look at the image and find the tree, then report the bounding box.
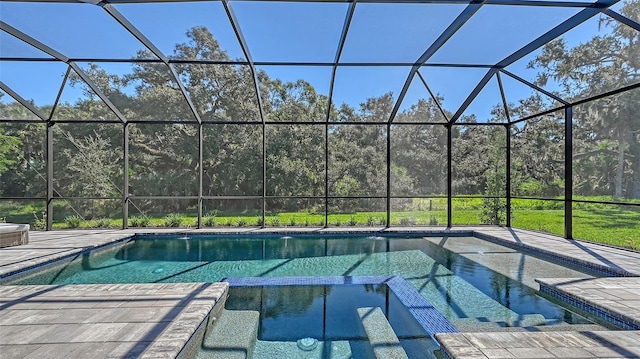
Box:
[531,0,640,198]
[480,130,509,225]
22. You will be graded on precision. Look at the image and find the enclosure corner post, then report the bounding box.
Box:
[324,122,329,229]
[198,123,203,229]
[123,122,129,229]
[505,124,512,228]
[564,106,573,239]
[46,122,54,231]
[262,121,267,229]
[447,124,452,228]
[386,123,391,228]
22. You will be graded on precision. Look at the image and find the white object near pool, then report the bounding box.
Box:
[0,223,29,248]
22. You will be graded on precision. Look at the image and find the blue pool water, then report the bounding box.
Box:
[200,284,440,359]
[4,235,608,331]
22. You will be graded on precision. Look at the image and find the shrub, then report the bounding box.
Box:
[255,216,264,226]
[366,215,376,226]
[399,217,417,226]
[203,216,217,227]
[206,210,220,217]
[333,218,342,226]
[268,217,281,226]
[33,211,46,230]
[317,218,325,227]
[303,217,310,226]
[480,197,508,225]
[129,216,149,227]
[288,217,297,227]
[347,216,358,226]
[95,218,111,228]
[237,217,247,227]
[65,215,83,228]
[163,213,183,227]
[428,215,439,226]
[223,218,234,226]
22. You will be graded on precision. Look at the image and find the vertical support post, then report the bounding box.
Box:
[447,124,452,227]
[123,123,129,229]
[325,123,329,228]
[262,122,266,228]
[386,123,391,228]
[505,124,512,227]
[46,122,54,231]
[198,123,203,229]
[564,106,573,239]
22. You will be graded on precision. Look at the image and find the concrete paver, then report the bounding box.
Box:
[437,331,640,359]
[0,282,227,358]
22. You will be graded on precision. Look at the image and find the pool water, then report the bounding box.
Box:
[197,284,440,359]
[4,235,608,330]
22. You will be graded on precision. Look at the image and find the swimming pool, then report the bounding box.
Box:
[2,234,611,333]
[204,278,451,359]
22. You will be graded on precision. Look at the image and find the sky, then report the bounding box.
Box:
[0,0,629,122]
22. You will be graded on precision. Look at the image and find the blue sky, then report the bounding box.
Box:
[0,0,626,122]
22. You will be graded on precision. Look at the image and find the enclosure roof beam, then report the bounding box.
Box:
[603,8,640,31]
[47,67,72,122]
[496,72,511,124]
[326,1,357,123]
[68,63,129,124]
[1,21,128,123]
[0,21,69,63]
[500,69,569,105]
[449,0,618,124]
[101,3,202,124]
[416,70,450,122]
[0,81,48,121]
[223,0,266,124]
[387,0,485,123]
[17,0,599,7]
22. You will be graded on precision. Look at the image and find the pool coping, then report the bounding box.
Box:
[537,277,640,331]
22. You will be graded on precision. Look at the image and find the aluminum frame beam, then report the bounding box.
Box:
[2,22,130,124]
[0,81,48,121]
[416,70,450,122]
[564,106,573,239]
[1,21,70,62]
[222,0,266,124]
[387,0,485,123]
[449,0,618,124]
[12,0,599,7]
[603,8,640,31]
[496,72,511,123]
[500,70,569,105]
[222,0,268,225]
[101,3,202,124]
[324,2,357,227]
[68,63,129,123]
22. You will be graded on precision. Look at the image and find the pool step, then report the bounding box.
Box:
[197,308,260,359]
[357,307,409,359]
[252,339,353,358]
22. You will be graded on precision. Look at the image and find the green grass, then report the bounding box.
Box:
[1,197,638,250]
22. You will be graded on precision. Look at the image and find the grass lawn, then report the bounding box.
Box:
[1,198,638,250]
